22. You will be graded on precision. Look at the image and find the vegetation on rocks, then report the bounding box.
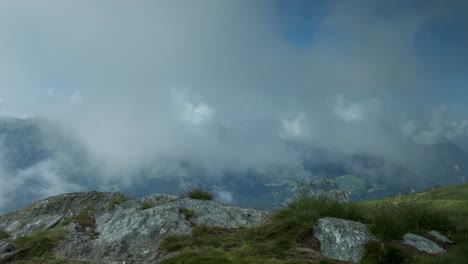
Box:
[184,188,213,200]
[12,228,64,261]
[0,229,9,240]
[179,207,195,220]
[107,194,129,207]
[141,201,154,210]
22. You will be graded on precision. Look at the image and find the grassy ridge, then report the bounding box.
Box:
[160,184,468,263]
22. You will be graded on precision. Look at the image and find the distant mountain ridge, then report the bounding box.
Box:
[0,117,467,213]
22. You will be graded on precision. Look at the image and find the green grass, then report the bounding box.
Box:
[160,184,468,263]
[141,201,154,210]
[179,207,195,220]
[159,198,363,263]
[12,229,64,260]
[184,188,213,200]
[107,194,129,207]
[368,203,455,240]
[0,228,10,239]
[362,241,412,264]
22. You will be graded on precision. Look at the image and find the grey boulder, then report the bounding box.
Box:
[428,230,453,244]
[313,217,372,263]
[403,233,445,254]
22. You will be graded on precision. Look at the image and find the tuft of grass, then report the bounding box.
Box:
[362,241,412,264]
[368,202,455,240]
[0,228,10,239]
[179,207,195,220]
[13,229,64,260]
[399,203,455,234]
[141,201,154,210]
[108,194,129,207]
[184,188,213,200]
[369,209,405,240]
[160,235,193,253]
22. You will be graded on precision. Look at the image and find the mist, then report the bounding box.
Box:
[0,0,467,211]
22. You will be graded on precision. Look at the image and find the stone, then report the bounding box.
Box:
[141,194,178,207]
[313,217,372,263]
[0,240,17,261]
[403,233,445,254]
[428,230,453,244]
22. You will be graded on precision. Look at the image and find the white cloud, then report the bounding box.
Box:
[69,90,81,105]
[332,95,379,122]
[281,114,306,138]
[172,90,214,125]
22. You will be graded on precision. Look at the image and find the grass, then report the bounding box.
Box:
[179,207,195,220]
[0,228,10,239]
[12,229,64,260]
[184,188,213,200]
[160,184,468,263]
[368,203,455,240]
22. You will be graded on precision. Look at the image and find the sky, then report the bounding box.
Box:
[0,0,467,187]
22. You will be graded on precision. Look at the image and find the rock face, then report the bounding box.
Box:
[0,192,269,264]
[403,233,445,254]
[428,230,453,244]
[313,217,372,263]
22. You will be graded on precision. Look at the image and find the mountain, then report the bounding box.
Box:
[0,117,100,214]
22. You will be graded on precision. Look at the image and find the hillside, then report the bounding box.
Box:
[0,185,467,263]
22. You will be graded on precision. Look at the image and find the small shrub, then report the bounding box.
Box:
[141,201,154,210]
[185,188,213,200]
[0,228,9,239]
[179,207,195,220]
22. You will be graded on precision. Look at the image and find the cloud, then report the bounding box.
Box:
[332,95,379,122]
[172,89,215,125]
[281,114,306,138]
[69,90,81,105]
[0,0,467,206]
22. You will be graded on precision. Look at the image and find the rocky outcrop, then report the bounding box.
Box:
[141,194,178,207]
[403,233,445,254]
[0,192,269,263]
[313,217,373,263]
[0,192,122,239]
